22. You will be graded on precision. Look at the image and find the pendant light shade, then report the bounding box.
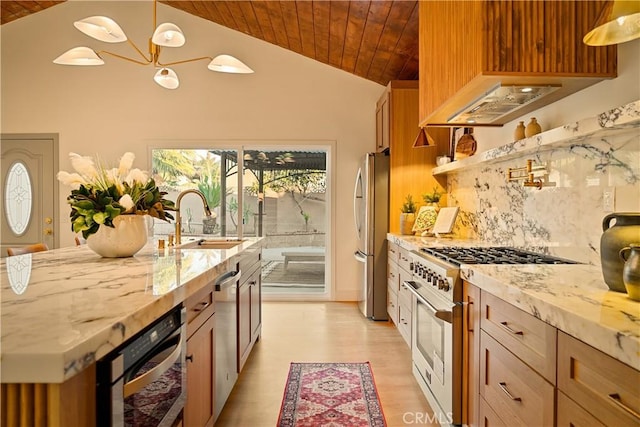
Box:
[73,16,127,43]
[208,55,254,74]
[154,68,180,89]
[53,47,104,65]
[412,128,434,148]
[583,0,640,46]
[152,23,186,47]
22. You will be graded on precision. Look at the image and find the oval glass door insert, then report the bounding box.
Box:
[4,161,33,236]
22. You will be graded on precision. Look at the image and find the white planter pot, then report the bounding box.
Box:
[87,214,148,258]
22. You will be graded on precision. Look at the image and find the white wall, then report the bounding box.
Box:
[0,1,384,301]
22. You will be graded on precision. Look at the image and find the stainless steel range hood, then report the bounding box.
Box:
[447,84,561,125]
[420,74,611,128]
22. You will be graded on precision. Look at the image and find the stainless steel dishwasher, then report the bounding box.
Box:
[214,268,241,420]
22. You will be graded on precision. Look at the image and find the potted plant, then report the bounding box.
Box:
[412,187,443,235]
[57,152,175,257]
[197,175,221,234]
[400,194,417,235]
[422,187,442,207]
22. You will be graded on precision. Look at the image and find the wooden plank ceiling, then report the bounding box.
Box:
[0,0,419,86]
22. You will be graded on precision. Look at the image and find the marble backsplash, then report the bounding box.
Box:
[447,130,640,265]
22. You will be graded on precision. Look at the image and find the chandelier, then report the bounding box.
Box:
[53,0,254,89]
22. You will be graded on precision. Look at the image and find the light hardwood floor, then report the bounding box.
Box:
[214,301,437,427]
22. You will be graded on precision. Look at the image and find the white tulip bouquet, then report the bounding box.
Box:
[57,152,175,239]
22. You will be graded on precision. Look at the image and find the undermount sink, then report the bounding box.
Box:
[179,238,245,250]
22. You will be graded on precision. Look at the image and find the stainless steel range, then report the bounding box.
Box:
[403,246,577,426]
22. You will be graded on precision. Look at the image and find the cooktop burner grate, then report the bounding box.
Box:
[420,246,578,266]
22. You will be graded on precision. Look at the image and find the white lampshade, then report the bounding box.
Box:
[74,16,127,43]
[53,47,104,66]
[154,68,180,89]
[152,23,186,47]
[207,55,254,74]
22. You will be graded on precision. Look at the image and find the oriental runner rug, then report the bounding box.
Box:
[277,362,387,427]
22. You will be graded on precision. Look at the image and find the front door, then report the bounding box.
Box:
[1,134,58,256]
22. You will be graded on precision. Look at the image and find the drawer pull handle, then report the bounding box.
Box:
[609,393,640,420]
[498,382,521,402]
[193,301,210,312]
[500,321,524,335]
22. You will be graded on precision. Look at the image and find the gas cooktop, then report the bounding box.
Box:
[419,246,578,267]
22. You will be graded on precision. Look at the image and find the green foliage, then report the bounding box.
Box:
[197,175,223,209]
[228,196,253,227]
[423,187,442,204]
[67,179,175,239]
[401,194,417,213]
[152,150,197,187]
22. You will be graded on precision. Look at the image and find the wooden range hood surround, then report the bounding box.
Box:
[419,0,618,127]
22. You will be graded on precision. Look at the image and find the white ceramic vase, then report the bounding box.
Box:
[87,214,148,258]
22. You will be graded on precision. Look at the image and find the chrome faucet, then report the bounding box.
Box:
[175,189,212,245]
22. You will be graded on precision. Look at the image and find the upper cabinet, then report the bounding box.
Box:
[375,87,391,152]
[418,1,617,127]
[381,81,450,234]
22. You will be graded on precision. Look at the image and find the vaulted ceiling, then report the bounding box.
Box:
[0,0,419,86]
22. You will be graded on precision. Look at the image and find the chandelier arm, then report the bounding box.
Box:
[96,50,152,66]
[156,56,213,67]
[127,39,153,63]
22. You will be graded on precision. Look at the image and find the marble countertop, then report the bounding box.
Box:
[0,237,262,384]
[388,233,640,371]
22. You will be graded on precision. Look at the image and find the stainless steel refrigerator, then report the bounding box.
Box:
[353,152,389,320]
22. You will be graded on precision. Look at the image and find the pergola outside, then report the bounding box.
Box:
[211,149,327,237]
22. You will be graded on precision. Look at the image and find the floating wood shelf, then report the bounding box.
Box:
[432,100,640,176]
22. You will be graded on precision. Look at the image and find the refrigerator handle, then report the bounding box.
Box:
[354,250,367,263]
[353,167,363,237]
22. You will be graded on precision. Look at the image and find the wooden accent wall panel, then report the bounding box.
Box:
[419,1,483,124]
[387,81,449,234]
[419,0,617,126]
[1,365,96,427]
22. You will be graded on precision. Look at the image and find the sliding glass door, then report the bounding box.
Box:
[150,145,330,298]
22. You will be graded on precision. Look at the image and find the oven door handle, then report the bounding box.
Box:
[123,332,184,398]
[403,280,453,324]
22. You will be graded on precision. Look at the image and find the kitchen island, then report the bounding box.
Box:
[0,237,262,426]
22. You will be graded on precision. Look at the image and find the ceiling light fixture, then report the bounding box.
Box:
[583,0,640,46]
[53,0,254,88]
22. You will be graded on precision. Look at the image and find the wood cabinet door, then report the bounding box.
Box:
[463,282,481,426]
[558,332,640,427]
[237,281,252,372]
[375,89,390,152]
[249,267,261,342]
[480,330,555,427]
[184,313,215,427]
[557,391,606,427]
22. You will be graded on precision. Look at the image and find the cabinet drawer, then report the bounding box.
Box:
[480,331,554,427]
[387,286,399,325]
[185,284,215,339]
[398,247,412,274]
[388,241,400,263]
[387,260,399,292]
[558,331,640,427]
[557,391,606,427]
[481,291,556,382]
[398,278,412,310]
[397,303,411,348]
[478,395,508,427]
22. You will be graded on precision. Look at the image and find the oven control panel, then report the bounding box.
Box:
[409,251,461,302]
